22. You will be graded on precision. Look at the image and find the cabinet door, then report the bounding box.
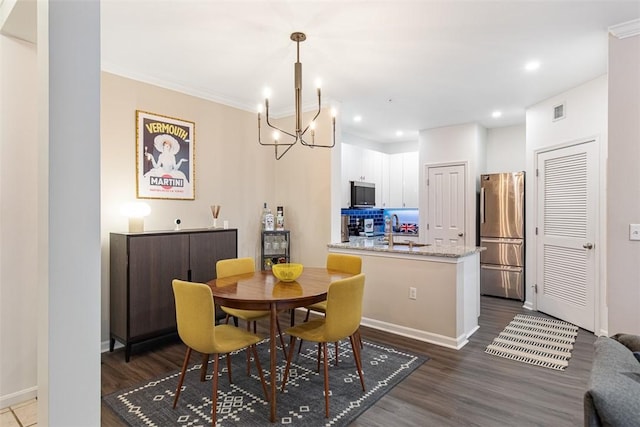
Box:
[388,153,404,207]
[189,230,238,282]
[342,144,358,207]
[380,154,390,207]
[402,153,419,208]
[362,149,383,206]
[128,234,189,339]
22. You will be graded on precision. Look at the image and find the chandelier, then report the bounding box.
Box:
[258,32,336,160]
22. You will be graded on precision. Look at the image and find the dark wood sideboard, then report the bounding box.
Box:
[109,228,237,361]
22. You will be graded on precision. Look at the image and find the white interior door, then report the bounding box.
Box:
[536,140,598,331]
[427,164,466,246]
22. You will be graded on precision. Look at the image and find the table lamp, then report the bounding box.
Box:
[120,202,151,232]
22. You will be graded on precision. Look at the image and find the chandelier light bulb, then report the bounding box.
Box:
[310,121,316,130]
[257,104,263,114]
[272,130,280,141]
[263,87,272,99]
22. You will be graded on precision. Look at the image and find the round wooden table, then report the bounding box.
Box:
[207,267,352,422]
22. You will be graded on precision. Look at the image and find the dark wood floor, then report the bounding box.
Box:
[101,297,596,426]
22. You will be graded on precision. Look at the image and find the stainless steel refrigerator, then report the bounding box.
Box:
[479,172,525,301]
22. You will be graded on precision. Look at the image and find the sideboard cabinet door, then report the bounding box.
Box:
[189,229,238,282]
[110,229,238,361]
[128,234,190,338]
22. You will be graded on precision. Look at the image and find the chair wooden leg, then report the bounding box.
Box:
[356,328,363,349]
[246,321,252,376]
[350,334,366,392]
[250,344,269,402]
[200,353,209,382]
[173,347,192,408]
[322,342,330,418]
[334,341,339,366]
[317,342,321,373]
[211,353,219,427]
[281,335,297,392]
[227,352,233,384]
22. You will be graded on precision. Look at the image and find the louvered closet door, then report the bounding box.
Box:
[536,140,597,331]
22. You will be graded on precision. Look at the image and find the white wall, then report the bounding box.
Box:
[0,34,39,409]
[418,122,487,247]
[525,75,608,333]
[485,125,526,173]
[607,32,640,335]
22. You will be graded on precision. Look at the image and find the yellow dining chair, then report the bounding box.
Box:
[281,273,366,418]
[299,253,363,360]
[171,279,268,426]
[216,257,286,373]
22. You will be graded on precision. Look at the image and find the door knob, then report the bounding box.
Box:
[583,243,594,249]
[458,232,464,237]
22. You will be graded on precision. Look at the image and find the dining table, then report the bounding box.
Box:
[207,267,353,423]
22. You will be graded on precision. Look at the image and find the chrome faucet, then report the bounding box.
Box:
[385,214,400,248]
[391,214,399,232]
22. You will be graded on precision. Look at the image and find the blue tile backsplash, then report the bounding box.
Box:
[341,208,419,235]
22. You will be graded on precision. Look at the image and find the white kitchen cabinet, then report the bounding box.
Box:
[341,145,417,208]
[403,153,419,208]
[387,152,418,208]
[388,153,404,207]
[342,144,383,207]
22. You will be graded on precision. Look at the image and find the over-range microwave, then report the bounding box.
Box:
[350,181,375,208]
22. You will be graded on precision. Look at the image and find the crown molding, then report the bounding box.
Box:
[609,19,640,39]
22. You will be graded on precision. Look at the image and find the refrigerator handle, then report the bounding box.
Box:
[480,187,485,224]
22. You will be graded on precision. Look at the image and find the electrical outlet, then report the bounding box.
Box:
[409,287,417,300]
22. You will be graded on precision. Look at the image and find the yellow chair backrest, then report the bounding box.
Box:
[324,273,365,342]
[216,257,255,279]
[326,253,362,275]
[172,279,216,354]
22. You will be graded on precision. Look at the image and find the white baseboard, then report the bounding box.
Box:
[360,317,470,350]
[0,386,37,410]
[101,339,123,353]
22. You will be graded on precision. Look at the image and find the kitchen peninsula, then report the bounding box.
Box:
[327,240,483,349]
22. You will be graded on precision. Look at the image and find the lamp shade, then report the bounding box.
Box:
[120,202,151,233]
[120,202,151,218]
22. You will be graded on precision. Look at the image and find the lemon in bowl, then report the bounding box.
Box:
[272,263,303,282]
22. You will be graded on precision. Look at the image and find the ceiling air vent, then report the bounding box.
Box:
[553,102,566,121]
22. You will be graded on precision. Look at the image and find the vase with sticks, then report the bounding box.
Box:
[210,205,221,228]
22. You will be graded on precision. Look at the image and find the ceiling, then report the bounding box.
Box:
[7,1,640,144]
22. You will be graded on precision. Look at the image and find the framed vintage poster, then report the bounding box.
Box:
[136,110,195,200]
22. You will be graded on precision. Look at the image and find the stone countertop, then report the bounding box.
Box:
[327,241,484,258]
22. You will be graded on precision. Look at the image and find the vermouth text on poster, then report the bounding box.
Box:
[145,122,189,141]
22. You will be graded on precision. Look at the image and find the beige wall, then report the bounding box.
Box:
[101,72,335,343]
[0,34,38,408]
[607,32,640,335]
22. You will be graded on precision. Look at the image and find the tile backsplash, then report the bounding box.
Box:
[341,208,419,235]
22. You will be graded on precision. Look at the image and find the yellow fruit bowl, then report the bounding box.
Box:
[272,263,303,282]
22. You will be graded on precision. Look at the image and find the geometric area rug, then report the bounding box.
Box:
[485,314,579,371]
[103,338,428,426]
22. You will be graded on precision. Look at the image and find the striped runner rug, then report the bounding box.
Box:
[485,314,579,371]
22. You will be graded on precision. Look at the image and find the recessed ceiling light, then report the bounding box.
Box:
[395,130,404,137]
[353,115,362,122]
[525,60,541,72]
[492,111,502,118]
